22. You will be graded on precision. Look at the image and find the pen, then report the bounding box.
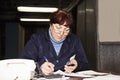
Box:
[67,64,75,66]
[43,56,48,62]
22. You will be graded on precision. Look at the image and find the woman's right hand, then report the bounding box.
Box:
[40,62,55,75]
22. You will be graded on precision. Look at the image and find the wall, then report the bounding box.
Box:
[98,0,120,42]
[98,0,120,73]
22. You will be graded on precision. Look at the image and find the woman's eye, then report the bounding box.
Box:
[65,29,70,31]
[56,26,62,29]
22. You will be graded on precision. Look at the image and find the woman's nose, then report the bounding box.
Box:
[58,30,64,36]
[60,29,65,35]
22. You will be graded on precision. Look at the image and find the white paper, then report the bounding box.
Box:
[53,70,96,78]
[34,70,120,80]
[76,70,109,76]
[83,74,120,80]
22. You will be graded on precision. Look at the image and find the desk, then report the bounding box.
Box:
[33,72,83,80]
[69,77,83,80]
[33,70,120,80]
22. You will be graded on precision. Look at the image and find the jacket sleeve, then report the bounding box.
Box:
[74,37,90,72]
[20,34,39,62]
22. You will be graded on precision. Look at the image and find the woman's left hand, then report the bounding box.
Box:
[64,59,78,73]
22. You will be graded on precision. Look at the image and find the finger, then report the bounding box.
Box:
[48,62,55,71]
[64,69,72,73]
[40,62,54,75]
[64,66,71,73]
[41,68,50,75]
[42,66,54,75]
[64,65,75,73]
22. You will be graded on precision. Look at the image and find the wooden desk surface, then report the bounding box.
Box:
[69,77,83,80]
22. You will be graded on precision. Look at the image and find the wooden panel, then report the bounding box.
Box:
[77,0,97,70]
[98,42,120,73]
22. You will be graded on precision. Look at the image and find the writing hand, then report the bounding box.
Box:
[64,59,78,73]
[40,62,55,75]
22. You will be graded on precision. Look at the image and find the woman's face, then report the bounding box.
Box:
[50,23,70,42]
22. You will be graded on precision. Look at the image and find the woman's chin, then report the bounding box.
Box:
[56,39,62,42]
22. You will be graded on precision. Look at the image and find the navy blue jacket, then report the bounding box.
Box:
[20,31,89,72]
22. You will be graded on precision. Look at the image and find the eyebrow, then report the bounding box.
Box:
[59,24,69,28]
[63,24,69,27]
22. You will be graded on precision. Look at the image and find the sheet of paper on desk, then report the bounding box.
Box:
[53,70,97,78]
[76,70,109,76]
[83,74,120,80]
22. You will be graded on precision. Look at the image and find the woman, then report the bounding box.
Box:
[20,9,89,75]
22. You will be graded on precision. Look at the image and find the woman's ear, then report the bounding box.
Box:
[50,24,52,30]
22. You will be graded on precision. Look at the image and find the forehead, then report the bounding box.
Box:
[59,22,69,28]
[54,23,69,28]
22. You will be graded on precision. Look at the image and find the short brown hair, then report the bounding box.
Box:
[49,9,73,27]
